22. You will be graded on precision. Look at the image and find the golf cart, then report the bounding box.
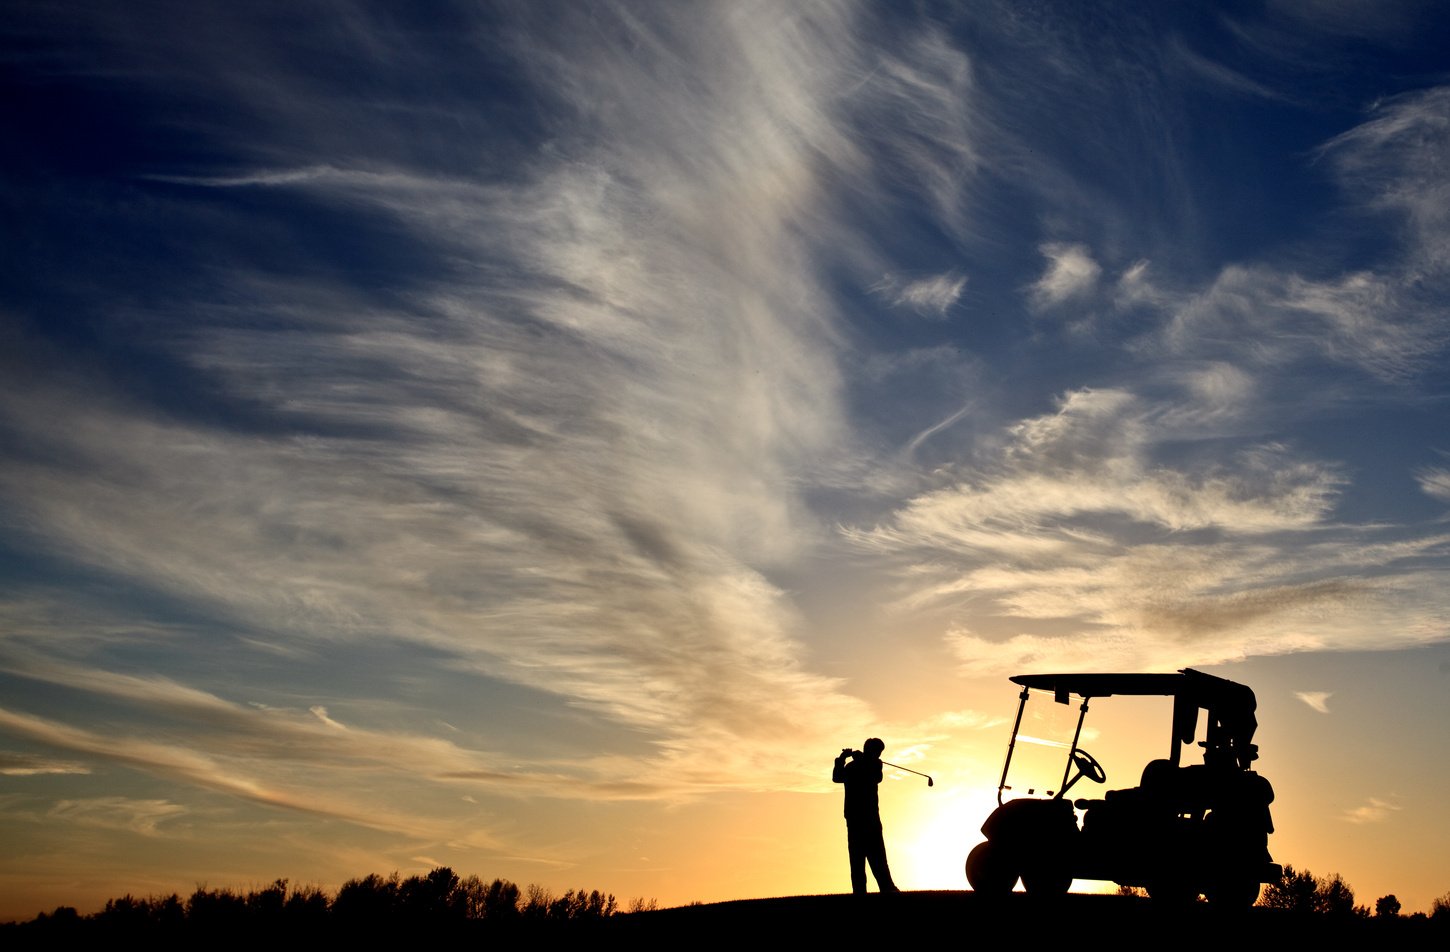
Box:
[966,669,1280,905]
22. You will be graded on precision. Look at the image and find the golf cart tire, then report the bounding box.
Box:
[1021,866,1072,897]
[1206,879,1260,908]
[966,841,1017,895]
[1146,879,1198,906]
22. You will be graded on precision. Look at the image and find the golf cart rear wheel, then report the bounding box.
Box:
[966,841,1017,895]
[1206,879,1260,907]
[1021,866,1071,896]
[1146,879,1198,906]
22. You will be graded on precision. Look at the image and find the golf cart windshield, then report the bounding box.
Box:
[998,687,1090,802]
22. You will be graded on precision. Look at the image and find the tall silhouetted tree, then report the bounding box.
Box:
[1261,865,1317,912]
[332,872,400,924]
[521,883,554,920]
[1260,865,1359,917]
[282,883,329,928]
[458,875,521,920]
[399,866,465,921]
[247,879,287,924]
[1317,873,1356,917]
[186,887,247,931]
[96,895,150,933]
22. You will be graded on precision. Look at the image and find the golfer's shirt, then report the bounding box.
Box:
[834,758,883,820]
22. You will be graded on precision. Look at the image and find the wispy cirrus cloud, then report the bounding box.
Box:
[1417,467,1450,504]
[1343,796,1401,824]
[1323,88,1450,273]
[873,271,968,317]
[1134,88,1450,384]
[47,798,186,837]
[1295,691,1333,713]
[1137,264,1439,383]
[847,385,1450,674]
[0,752,91,777]
[0,0,997,814]
[1030,242,1101,310]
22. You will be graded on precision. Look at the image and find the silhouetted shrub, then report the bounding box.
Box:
[187,886,248,931]
[1259,865,1359,917]
[399,867,465,921]
[521,883,554,919]
[36,906,81,927]
[149,893,185,932]
[96,895,149,932]
[1376,894,1401,917]
[247,878,288,922]
[459,875,521,920]
[1261,865,1315,913]
[283,883,330,926]
[332,872,400,923]
[546,888,616,920]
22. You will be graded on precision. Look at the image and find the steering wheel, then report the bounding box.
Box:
[1072,748,1107,784]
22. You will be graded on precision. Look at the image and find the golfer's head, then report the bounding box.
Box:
[862,737,884,758]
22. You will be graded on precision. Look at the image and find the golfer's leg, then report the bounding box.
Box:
[865,821,898,892]
[847,823,868,894]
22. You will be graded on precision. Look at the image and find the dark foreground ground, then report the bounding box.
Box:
[609,891,1442,943]
[7,890,1443,946]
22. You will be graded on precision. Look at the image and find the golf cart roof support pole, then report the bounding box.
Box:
[1059,696,1092,797]
[997,686,1032,805]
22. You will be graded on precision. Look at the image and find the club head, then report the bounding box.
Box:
[927,777,934,787]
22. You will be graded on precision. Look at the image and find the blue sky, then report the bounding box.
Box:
[3,0,1449,916]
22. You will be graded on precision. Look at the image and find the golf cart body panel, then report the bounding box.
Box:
[968,668,1280,905]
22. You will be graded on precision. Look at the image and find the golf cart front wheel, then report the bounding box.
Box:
[966,841,1017,895]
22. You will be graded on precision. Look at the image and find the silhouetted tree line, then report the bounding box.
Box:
[1257,864,1449,926]
[1120,863,1450,929]
[4,867,659,941]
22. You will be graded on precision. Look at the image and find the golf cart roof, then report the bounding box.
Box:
[1010,668,1260,759]
[1009,668,1255,708]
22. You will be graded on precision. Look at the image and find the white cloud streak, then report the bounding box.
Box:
[848,386,1450,674]
[0,1,999,808]
[1417,468,1450,503]
[875,271,968,317]
[1342,796,1401,824]
[1030,242,1101,310]
[48,798,186,837]
[1324,88,1450,273]
[0,752,91,777]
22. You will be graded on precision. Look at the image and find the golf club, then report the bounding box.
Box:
[881,760,934,787]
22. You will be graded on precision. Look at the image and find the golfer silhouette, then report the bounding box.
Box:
[833,738,899,894]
